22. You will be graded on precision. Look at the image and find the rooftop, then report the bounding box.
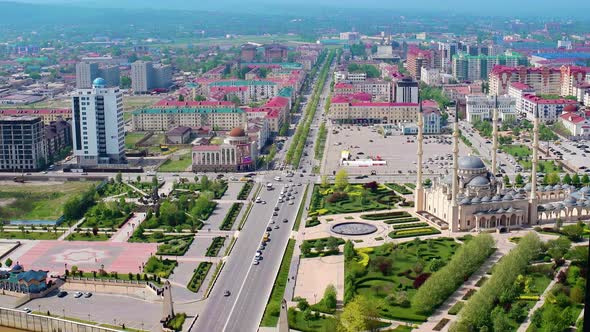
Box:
[132,107,244,115]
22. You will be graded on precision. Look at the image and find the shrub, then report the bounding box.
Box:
[413,273,431,289]
[448,301,464,315]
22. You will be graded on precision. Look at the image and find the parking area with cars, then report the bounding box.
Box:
[323,125,470,176]
[542,140,590,172]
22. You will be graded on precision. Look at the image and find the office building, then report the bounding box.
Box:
[395,77,419,103]
[520,94,578,123]
[465,94,516,123]
[71,78,125,165]
[0,116,46,171]
[192,127,258,172]
[131,61,173,94]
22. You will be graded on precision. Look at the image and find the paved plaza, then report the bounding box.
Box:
[323,124,469,176]
[13,241,158,274]
[294,255,344,304]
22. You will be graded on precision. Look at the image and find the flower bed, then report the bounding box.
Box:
[388,227,441,239]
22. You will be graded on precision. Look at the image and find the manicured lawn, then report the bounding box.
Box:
[66,232,111,241]
[0,181,97,220]
[187,262,212,293]
[310,184,403,216]
[448,301,464,315]
[158,152,192,172]
[143,256,177,278]
[98,182,142,198]
[0,231,62,240]
[501,145,531,158]
[386,183,413,195]
[287,309,338,332]
[261,239,296,327]
[156,235,194,256]
[389,227,441,239]
[346,238,460,322]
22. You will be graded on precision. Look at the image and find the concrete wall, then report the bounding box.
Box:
[62,279,151,298]
[0,307,119,332]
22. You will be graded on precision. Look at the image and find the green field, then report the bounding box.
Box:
[501,145,531,158]
[158,152,192,172]
[125,132,146,149]
[0,181,97,220]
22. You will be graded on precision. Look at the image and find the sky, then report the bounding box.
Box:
[6,0,590,16]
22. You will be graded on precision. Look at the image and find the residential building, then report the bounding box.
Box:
[208,80,279,104]
[507,82,536,114]
[438,41,459,73]
[395,77,419,103]
[420,67,442,86]
[131,61,173,94]
[71,78,125,165]
[76,62,120,88]
[240,44,258,62]
[520,94,578,123]
[452,52,527,82]
[0,109,71,124]
[131,107,247,132]
[560,66,590,97]
[407,47,434,80]
[422,100,442,134]
[465,94,516,123]
[328,97,419,124]
[0,116,46,170]
[44,119,71,157]
[264,44,288,62]
[489,66,561,96]
[192,127,257,172]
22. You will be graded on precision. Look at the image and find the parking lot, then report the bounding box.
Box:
[542,140,590,173]
[323,124,470,176]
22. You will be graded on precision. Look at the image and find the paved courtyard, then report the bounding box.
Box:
[13,241,158,275]
[294,255,344,304]
[323,124,470,176]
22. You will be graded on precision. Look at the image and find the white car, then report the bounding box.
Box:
[23,308,31,314]
[253,260,260,265]
[289,201,295,205]
[74,291,83,298]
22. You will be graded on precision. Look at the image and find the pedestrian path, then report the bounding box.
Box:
[57,218,85,241]
[110,212,146,242]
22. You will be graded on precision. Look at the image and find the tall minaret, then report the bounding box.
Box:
[491,95,499,175]
[416,98,425,211]
[528,105,540,225]
[450,101,460,231]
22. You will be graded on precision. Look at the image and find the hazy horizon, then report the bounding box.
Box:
[4,0,590,17]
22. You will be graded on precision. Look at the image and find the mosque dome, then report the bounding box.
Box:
[458,156,485,170]
[228,127,246,137]
[467,176,490,187]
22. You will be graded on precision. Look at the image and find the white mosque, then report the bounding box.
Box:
[414,103,590,232]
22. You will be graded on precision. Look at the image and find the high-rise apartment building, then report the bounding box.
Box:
[76,62,120,88]
[452,52,527,82]
[131,61,173,94]
[71,78,125,165]
[406,47,434,80]
[0,116,46,170]
[488,66,562,96]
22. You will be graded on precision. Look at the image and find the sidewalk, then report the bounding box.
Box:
[57,218,85,241]
[110,212,146,242]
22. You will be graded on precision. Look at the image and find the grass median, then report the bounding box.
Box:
[260,239,296,327]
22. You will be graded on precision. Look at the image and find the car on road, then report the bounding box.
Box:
[266,226,272,231]
[289,201,294,205]
[259,245,265,250]
[252,260,259,265]
[23,308,31,314]
[273,212,278,216]
[274,225,280,229]
[84,292,92,298]
[57,291,68,298]
[224,290,231,297]
[74,291,83,298]
[282,218,288,223]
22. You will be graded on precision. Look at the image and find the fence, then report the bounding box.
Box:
[0,307,120,332]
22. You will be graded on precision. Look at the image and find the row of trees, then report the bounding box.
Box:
[412,234,495,313]
[285,50,334,167]
[451,232,543,331]
[63,186,97,220]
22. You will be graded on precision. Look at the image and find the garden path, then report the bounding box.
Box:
[57,217,85,241]
[516,260,571,332]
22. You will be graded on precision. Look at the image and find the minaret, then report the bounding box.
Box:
[416,98,425,211]
[528,105,540,225]
[450,101,460,231]
[492,95,499,175]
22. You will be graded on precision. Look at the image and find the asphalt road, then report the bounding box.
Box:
[193,184,303,332]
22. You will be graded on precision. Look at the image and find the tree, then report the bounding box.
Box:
[323,284,337,309]
[582,174,590,186]
[515,174,524,187]
[562,174,572,185]
[178,94,185,102]
[492,307,512,332]
[115,172,123,183]
[321,175,329,188]
[314,240,325,253]
[334,169,348,191]
[5,258,12,267]
[120,76,131,89]
[92,226,99,236]
[547,236,571,262]
[301,241,312,256]
[326,237,340,252]
[572,174,581,187]
[297,298,310,311]
[338,296,378,332]
[343,241,355,261]
[503,175,510,186]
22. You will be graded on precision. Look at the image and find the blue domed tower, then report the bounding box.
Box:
[92,77,107,88]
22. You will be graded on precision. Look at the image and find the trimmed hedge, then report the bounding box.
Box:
[220,203,243,230]
[237,181,254,200]
[361,211,412,220]
[384,217,421,224]
[187,262,212,293]
[205,236,226,257]
[387,183,413,195]
[448,301,465,315]
[389,227,441,239]
[392,222,429,230]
